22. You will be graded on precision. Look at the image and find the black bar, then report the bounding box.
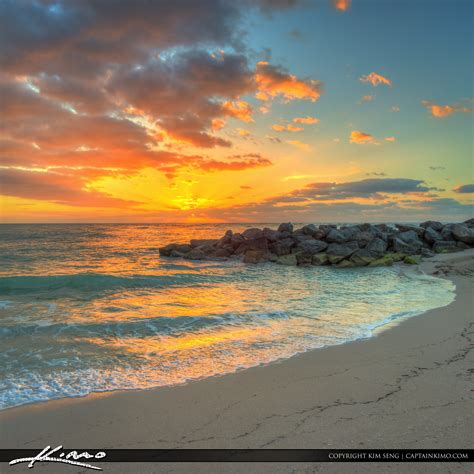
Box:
[1,449,473,463]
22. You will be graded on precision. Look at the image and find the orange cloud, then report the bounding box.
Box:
[211,118,225,130]
[421,100,473,118]
[222,100,254,123]
[272,124,303,132]
[361,95,375,102]
[350,130,378,145]
[237,128,251,136]
[385,136,396,142]
[256,61,322,103]
[293,116,319,124]
[287,140,311,151]
[332,0,351,12]
[360,72,392,87]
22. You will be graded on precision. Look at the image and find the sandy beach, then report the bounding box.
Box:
[1,250,473,473]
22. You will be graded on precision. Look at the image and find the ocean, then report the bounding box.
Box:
[0,223,455,410]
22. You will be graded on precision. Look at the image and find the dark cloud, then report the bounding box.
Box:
[453,184,474,193]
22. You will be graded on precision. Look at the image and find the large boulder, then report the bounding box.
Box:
[423,226,443,244]
[350,248,378,267]
[230,233,246,249]
[216,230,233,248]
[464,218,474,228]
[269,237,295,256]
[263,227,280,242]
[326,242,359,264]
[277,222,293,233]
[391,230,423,255]
[353,231,375,248]
[301,224,319,236]
[159,243,192,256]
[234,236,268,255]
[420,220,443,231]
[365,237,387,255]
[242,228,264,240]
[184,248,206,260]
[312,253,329,265]
[295,239,328,254]
[190,239,218,248]
[452,224,474,245]
[293,233,315,243]
[392,238,421,255]
[325,228,347,244]
[215,248,231,258]
[433,241,458,253]
[340,226,361,241]
[440,224,455,241]
[396,224,425,237]
[336,260,356,268]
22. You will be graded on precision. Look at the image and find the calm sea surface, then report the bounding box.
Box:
[0,224,455,409]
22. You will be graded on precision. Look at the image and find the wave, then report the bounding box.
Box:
[0,310,291,339]
[0,272,230,294]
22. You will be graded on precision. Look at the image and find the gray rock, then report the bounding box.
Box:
[353,231,375,247]
[423,226,443,244]
[230,233,246,249]
[293,233,315,243]
[235,236,268,255]
[420,220,443,231]
[325,228,347,244]
[421,248,435,258]
[263,227,280,242]
[184,248,206,260]
[296,239,328,254]
[302,224,319,236]
[433,241,458,253]
[340,226,361,241]
[215,248,231,258]
[190,239,217,248]
[327,242,359,264]
[277,223,293,233]
[350,248,377,267]
[365,237,388,256]
[396,224,425,237]
[440,224,455,241]
[242,228,263,240]
[452,223,474,245]
[269,237,295,256]
[391,237,422,255]
[464,218,474,227]
[295,251,313,266]
[159,243,192,256]
[456,241,470,250]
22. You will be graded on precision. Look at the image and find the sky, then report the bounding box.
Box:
[0,0,473,223]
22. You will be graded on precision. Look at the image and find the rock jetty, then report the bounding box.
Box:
[159,219,474,267]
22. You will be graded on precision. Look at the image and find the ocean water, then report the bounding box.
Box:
[0,224,455,410]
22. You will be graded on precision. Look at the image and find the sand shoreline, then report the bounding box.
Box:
[1,250,473,472]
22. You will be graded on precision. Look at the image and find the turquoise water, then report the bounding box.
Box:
[0,224,455,410]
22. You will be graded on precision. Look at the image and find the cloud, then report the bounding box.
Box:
[350,130,377,145]
[360,72,392,87]
[0,168,140,207]
[332,0,351,11]
[255,61,323,103]
[222,100,254,123]
[429,166,446,171]
[237,128,251,136]
[361,95,375,102]
[366,172,387,177]
[272,123,303,132]
[266,135,283,143]
[240,185,252,189]
[453,184,474,193]
[391,106,400,112]
[384,136,396,142]
[287,140,311,151]
[421,100,473,118]
[293,116,319,124]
